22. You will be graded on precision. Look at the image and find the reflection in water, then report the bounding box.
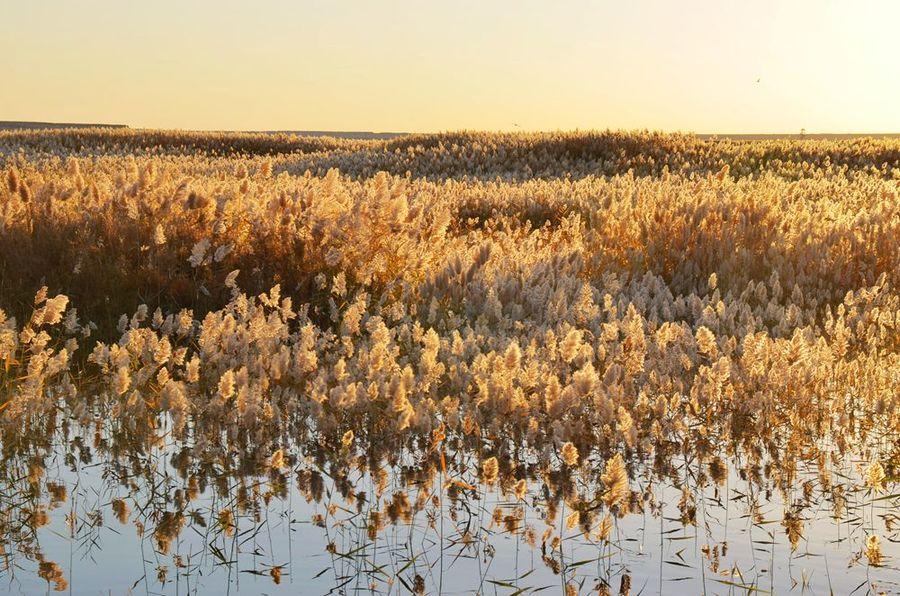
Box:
[0,399,896,595]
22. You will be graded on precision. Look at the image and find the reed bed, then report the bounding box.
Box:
[0,129,897,593]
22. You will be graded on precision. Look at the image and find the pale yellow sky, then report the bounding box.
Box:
[2,0,898,133]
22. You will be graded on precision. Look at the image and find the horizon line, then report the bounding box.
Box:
[2,121,900,139]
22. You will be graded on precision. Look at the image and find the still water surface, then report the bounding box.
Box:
[1,412,897,595]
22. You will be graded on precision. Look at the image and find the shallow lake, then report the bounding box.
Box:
[1,410,896,595]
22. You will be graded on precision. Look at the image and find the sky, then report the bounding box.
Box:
[2,0,898,133]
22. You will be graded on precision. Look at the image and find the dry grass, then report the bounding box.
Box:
[0,129,897,592]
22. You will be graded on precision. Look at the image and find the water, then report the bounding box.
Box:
[0,407,896,595]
